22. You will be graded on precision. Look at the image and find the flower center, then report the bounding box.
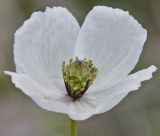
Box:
[62,57,98,101]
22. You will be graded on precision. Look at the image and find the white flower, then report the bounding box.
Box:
[5,6,157,121]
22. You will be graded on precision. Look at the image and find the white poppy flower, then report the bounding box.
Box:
[5,6,157,121]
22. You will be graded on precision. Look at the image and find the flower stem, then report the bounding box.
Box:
[70,119,77,136]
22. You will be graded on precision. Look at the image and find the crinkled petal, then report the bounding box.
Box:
[4,71,70,114]
[86,65,157,114]
[14,7,80,91]
[74,6,147,90]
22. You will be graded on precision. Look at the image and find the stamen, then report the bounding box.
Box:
[62,57,98,101]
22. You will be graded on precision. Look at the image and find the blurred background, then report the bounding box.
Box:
[0,0,159,136]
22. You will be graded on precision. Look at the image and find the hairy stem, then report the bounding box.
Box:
[70,119,77,136]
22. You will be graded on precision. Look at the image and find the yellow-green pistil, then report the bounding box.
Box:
[62,57,98,101]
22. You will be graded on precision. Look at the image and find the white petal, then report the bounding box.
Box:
[4,71,70,114]
[86,65,157,114]
[14,7,80,91]
[68,96,101,120]
[74,6,147,90]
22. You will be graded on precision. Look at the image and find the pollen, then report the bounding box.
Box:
[43,96,49,100]
[62,57,98,101]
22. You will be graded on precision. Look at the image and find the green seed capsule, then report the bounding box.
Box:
[62,57,98,101]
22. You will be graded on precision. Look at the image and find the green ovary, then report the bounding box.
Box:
[62,57,98,100]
